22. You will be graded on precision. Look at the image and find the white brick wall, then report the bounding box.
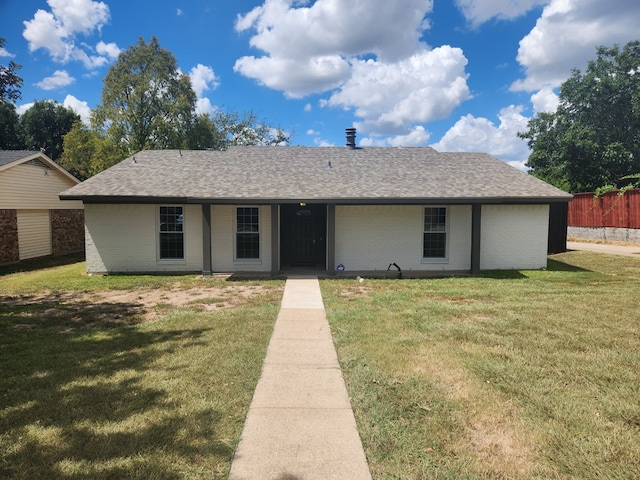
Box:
[335,205,472,272]
[480,204,549,270]
[84,203,550,274]
[211,205,272,272]
[85,204,202,273]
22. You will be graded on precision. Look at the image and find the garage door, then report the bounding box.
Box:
[17,210,51,260]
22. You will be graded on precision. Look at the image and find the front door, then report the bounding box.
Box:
[281,204,327,267]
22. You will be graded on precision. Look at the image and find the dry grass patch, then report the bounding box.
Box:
[412,345,543,479]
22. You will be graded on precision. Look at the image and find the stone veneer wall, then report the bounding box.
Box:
[568,226,640,243]
[51,209,85,256]
[0,209,19,265]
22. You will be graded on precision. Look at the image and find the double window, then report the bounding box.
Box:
[423,207,447,258]
[236,207,260,259]
[159,206,184,259]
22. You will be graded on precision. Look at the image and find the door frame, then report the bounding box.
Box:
[280,203,327,269]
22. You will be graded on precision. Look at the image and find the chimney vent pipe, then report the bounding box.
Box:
[346,127,357,149]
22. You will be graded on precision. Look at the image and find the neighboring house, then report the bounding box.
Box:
[0,151,84,265]
[60,141,572,276]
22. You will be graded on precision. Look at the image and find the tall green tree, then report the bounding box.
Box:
[20,100,79,160]
[0,102,23,150]
[0,38,25,149]
[0,38,23,104]
[92,36,197,153]
[60,121,127,181]
[519,40,640,192]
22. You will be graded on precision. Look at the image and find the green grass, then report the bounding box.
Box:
[321,251,640,479]
[3,253,640,479]
[0,261,284,479]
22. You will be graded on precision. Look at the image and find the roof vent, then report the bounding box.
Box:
[346,127,357,149]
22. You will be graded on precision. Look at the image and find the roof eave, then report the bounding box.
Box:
[59,194,573,205]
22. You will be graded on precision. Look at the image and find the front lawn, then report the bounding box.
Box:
[0,263,283,479]
[3,252,639,479]
[322,252,640,479]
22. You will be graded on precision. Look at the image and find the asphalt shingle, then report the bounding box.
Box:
[0,150,41,168]
[60,147,572,203]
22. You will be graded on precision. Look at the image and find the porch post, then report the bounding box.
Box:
[202,203,212,277]
[471,203,481,275]
[327,204,336,274]
[271,204,279,275]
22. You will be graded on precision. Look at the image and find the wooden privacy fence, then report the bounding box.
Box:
[568,189,640,228]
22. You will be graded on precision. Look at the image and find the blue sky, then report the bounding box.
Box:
[1,0,639,169]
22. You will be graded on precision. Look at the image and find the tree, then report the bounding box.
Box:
[60,121,127,181]
[0,102,23,150]
[0,38,25,149]
[92,36,197,153]
[0,38,23,104]
[210,109,290,149]
[20,100,79,160]
[185,114,225,150]
[519,40,640,192]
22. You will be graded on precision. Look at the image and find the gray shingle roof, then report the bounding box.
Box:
[60,147,572,204]
[0,150,41,168]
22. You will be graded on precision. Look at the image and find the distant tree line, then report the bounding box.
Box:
[0,36,289,181]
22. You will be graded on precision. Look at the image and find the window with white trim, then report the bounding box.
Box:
[236,207,260,259]
[423,207,447,258]
[159,206,184,259]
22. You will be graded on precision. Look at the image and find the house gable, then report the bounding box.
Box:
[0,151,82,210]
[0,151,84,264]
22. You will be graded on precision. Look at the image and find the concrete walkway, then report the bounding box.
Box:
[567,241,640,258]
[228,276,372,480]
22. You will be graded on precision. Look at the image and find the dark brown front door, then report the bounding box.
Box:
[281,204,327,267]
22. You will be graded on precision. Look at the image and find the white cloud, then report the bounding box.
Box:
[234,54,351,99]
[304,103,312,112]
[512,0,640,91]
[455,0,547,27]
[234,0,435,97]
[506,160,529,171]
[22,0,114,70]
[63,94,91,124]
[23,9,69,60]
[16,103,34,115]
[71,48,109,69]
[312,137,335,147]
[360,126,431,147]
[188,65,219,115]
[0,47,14,57]
[324,47,470,134]
[236,0,433,62]
[35,70,75,90]
[188,64,220,97]
[195,97,215,116]
[431,105,530,166]
[530,86,559,113]
[234,1,472,141]
[96,41,120,60]
[47,0,109,35]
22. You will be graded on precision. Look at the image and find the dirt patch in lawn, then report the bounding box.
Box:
[3,283,280,333]
[86,283,272,316]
